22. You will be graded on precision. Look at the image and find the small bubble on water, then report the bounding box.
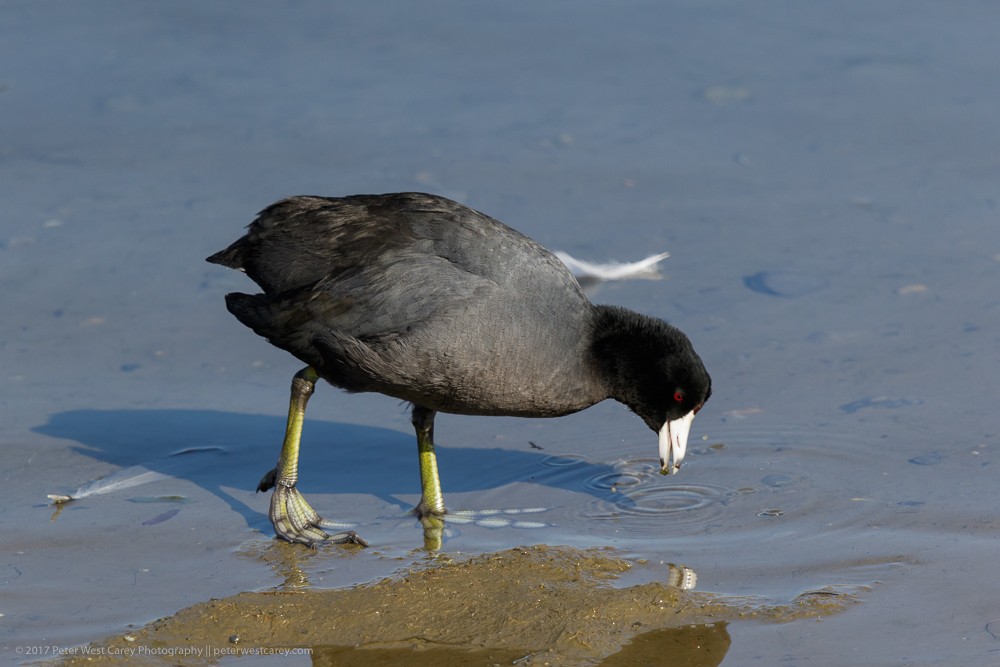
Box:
[756,508,784,517]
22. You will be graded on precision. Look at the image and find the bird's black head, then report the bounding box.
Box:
[591,306,712,475]
[633,345,712,429]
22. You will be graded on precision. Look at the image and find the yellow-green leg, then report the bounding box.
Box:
[411,406,446,517]
[411,406,446,550]
[257,367,367,548]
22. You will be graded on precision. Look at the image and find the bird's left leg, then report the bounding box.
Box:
[257,366,367,548]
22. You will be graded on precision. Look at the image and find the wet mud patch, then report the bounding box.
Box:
[60,545,861,667]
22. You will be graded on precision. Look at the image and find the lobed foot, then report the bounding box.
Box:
[267,479,367,548]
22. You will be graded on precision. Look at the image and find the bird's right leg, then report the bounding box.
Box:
[411,405,446,519]
[411,405,447,549]
[257,366,367,548]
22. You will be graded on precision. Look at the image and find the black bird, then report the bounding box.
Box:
[207,193,711,547]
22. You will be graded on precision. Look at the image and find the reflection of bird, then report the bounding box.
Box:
[207,193,711,547]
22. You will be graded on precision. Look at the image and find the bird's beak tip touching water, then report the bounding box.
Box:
[659,411,695,475]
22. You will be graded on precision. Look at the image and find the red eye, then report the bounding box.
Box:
[673,390,685,403]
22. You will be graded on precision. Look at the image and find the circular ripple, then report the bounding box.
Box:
[540,453,590,467]
[585,471,645,492]
[559,455,737,533]
[531,424,899,543]
[594,484,726,517]
[582,480,732,528]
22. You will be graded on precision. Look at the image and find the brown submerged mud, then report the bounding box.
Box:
[60,545,859,667]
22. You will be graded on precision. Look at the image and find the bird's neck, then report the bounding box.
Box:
[589,306,647,396]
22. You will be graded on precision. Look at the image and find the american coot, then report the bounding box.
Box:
[207,193,711,547]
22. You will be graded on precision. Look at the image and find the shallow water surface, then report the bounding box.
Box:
[3,1,1000,666]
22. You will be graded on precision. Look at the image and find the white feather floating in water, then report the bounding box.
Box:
[47,446,226,504]
[554,250,670,281]
[47,468,170,503]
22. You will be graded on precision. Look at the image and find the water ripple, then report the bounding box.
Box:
[529,424,900,543]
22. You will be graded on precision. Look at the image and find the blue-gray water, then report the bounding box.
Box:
[3,2,999,665]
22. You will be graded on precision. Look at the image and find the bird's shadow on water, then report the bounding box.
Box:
[34,409,630,533]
